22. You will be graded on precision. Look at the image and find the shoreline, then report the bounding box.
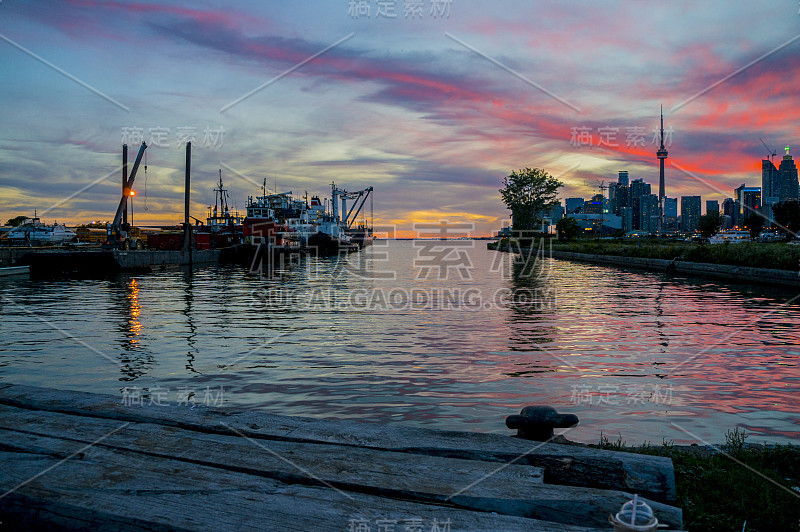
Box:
[490,242,800,287]
[550,249,800,286]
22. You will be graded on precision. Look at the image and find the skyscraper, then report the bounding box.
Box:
[620,206,633,233]
[706,200,719,216]
[734,184,761,224]
[778,147,799,201]
[722,198,736,229]
[629,179,650,230]
[641,194,660,233]
[664,197,678,232]
[680,196,701,232]
[609,181,628,216]
[760,146,797,220]
[762,159,780,219]
[618,170,629,187]
[656,106,669,234]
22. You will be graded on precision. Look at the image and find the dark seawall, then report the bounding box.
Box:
[548,250,800,287]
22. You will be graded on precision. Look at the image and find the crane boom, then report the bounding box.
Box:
[346,187,373,229]
[112,142,147,227]
[760,138,776,162]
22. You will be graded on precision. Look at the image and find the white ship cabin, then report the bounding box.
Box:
[307,196,325,221]
[245,196,274,220]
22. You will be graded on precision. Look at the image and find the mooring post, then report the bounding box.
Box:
[506,406,579,441]
[122,144,128,225]
[183,141,192,265]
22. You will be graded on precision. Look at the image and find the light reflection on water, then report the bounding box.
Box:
[1,240,798,445]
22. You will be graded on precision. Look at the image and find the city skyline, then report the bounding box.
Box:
[1,1,799,236]
[559,145,798,234]
[558,158,792,218]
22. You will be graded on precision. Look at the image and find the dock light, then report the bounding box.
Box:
[130,191,136,196]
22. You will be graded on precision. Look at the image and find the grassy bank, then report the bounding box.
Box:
[544,240,800,271]
[592,429,800,531]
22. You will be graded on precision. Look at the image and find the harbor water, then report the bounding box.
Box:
[1,240,798,445]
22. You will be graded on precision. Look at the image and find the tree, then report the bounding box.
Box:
[556,216,580,241]
[5,215,29,227]
[696,213,722,238]
[499,168,563,232]
[772,201,800,235]
[743,213,765,239]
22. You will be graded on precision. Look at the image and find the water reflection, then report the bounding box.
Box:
[502,258,560,377]
[113,276,153,381]
[125,278,142,347]
[0,242,799,445]
[182,269,199,375]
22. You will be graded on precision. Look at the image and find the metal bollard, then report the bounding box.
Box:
[506,405,579,441]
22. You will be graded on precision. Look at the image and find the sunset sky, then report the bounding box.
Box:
[1,1,798,236]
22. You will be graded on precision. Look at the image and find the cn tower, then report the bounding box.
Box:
[656,105,668,234]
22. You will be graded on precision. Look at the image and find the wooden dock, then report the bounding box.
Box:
[18,248,227,277]
[0,384,684,531]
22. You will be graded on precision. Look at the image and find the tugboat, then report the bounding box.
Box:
[202,170,244,249]
[242,181,294,250]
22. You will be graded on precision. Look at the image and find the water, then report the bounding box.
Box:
[1,240,798,445]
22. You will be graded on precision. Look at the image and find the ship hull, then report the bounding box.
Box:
[307,232,358,255]
[348,228,374,249]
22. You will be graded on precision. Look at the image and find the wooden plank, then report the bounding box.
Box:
[0,403,682,529]
[0,384,678,502]
[0,432,610,532]
[0,405,544,508]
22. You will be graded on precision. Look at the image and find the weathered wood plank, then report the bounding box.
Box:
[0,402,682,529]
[0,384,677,502]
[0,434,611,532]
[0,405,545,510]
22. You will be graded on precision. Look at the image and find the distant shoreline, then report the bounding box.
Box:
[490,240,800,287]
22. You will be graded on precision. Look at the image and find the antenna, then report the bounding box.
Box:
[760,138,777,163]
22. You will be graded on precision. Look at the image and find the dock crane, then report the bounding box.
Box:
[341,186,373,230]
[103,142,147,250]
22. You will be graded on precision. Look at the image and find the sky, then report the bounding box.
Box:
[1,0,799,236]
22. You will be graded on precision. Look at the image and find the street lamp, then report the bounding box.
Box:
[130,190,135,227]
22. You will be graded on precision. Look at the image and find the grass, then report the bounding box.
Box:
[546,240,800,271]
[593,429,800,531]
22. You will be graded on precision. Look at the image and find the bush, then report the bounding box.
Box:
[594,433,800,531]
